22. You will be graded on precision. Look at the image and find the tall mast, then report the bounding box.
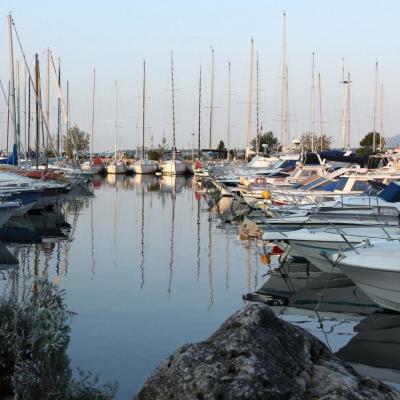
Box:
[310,52,315,152]
[346,72,351,151]
[372,61,378,152]
[256,52,260,156]
[27,75,31,155]
[24,61,27,152]
[7,15,17,158]
[57,58,61,154]
[6,81,10,154]
[379,83,384,150]
[66,80,69,152]
[209,46,215,149]
[227,61,231,160]
[198,65,202,158]
[318,72,324,151]
[246,38,254,151]
[91,67,95,162]
[114,80,118,158]
[281,12,289,150]
[16,60,20,157]
[35,53,40,168]
[340,58,347,150]
[142,60,146,161]
[170,50,176,159]
[46,48,50,149]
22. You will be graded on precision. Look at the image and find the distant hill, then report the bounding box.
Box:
[386,135,400,148]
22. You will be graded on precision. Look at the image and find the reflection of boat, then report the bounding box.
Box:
[249,259,380,314]
[337,312,400,385]
[0,210,70,243]
[160,176,186,194]
[0,244,18,269]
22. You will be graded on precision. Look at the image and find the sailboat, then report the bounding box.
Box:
[133,60,156,175]
[161,51,187,176]
[106,81,126,174]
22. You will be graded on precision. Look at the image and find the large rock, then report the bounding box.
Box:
[134,304,400,400]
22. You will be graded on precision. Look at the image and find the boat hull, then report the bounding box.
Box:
[133,164,157,175]
[106,164,126,174]
[162,161,187,176]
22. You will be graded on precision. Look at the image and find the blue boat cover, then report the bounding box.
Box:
[378,182,400,203]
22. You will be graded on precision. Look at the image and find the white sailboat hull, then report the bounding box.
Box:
[106,163,126,174]
[133,164,157,175]
[162,161,187,176]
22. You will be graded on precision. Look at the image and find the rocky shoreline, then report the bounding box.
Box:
[134,303,400,400]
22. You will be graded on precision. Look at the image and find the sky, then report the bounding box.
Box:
[0,0,399,152]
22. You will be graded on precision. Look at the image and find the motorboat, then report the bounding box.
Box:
[329,239,400,312]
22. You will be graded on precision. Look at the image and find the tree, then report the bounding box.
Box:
[300,132,332,152]
[217,140,225,151]
[63,125,90,158]
[357,131,383,154]
[251,131,280,154]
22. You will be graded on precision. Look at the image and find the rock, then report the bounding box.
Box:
[133,303,400,400]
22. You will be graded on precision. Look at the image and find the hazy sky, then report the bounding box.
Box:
[0,0,399,152]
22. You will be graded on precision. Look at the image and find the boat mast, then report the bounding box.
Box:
[372,61,378,152]
[35,53,40,168]
[227,61,231,160]
[8,15,17,162]
[318,72,324,151]
[27,76,30,156]
[340,59,347,150]
[57,58,61,155]
[114,80,118,159]
[170,50,176,160]
[45,48,50,150]
[246,38,254,152]
[66,80,69,153]
[142,60,146,161]
[209,46,215,149]
[198,65,202,159]
[91,67,95,162]
[281,12,289,151]
[256,52,260,156]
[379,83,384,150]
[310,52,315,153]
[346,72,351,151]
[6,82,10,154]
[16,60,21,157]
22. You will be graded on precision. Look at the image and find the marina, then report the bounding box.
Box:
[0,2,400,399]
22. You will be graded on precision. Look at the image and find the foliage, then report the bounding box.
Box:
[300,132,332,152]
[357,131,383,154]
[251,131,280,153]
[63,125,90,158]
[217,140,225,151]
[0,276,117,399]
[148,149,163,161]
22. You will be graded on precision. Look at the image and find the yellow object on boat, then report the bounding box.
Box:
[260,254,271,265]
[261,190,270,200]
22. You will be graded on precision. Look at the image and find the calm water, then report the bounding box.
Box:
[0,175,398,398]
